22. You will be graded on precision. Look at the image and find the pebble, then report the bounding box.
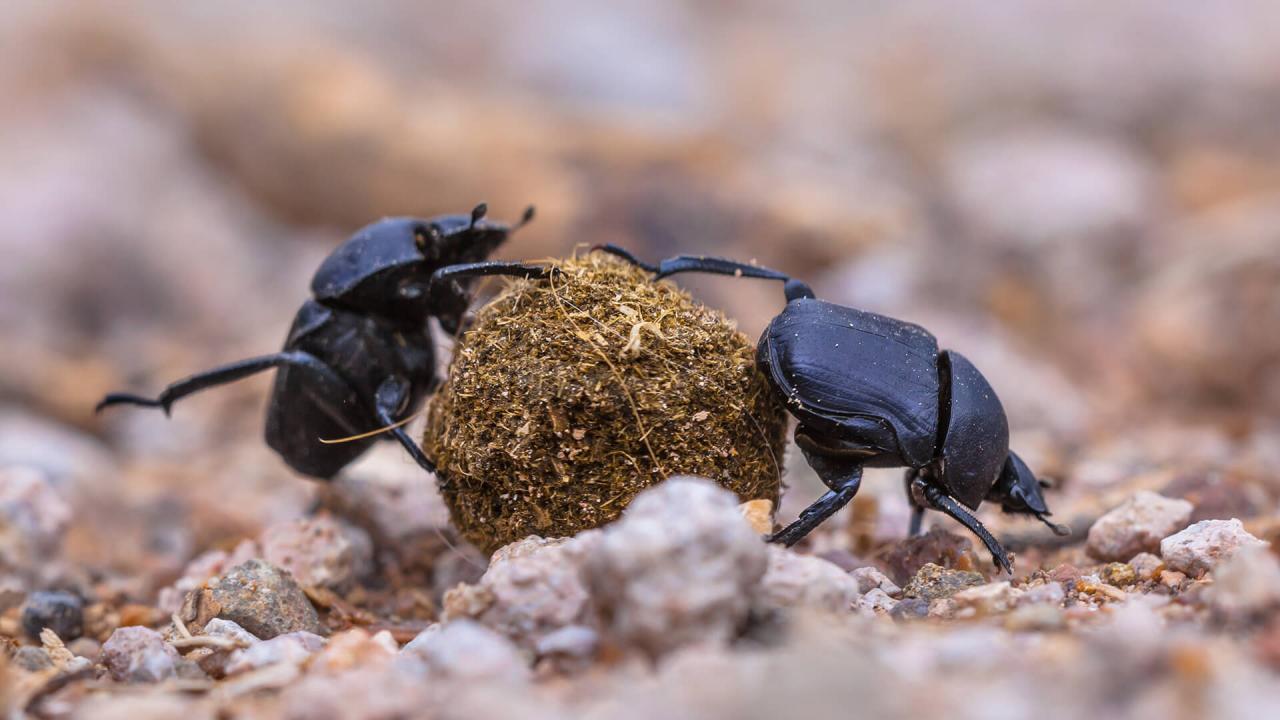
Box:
[1160,519,1268,578]
[1208,547,1280,624]
[1129,552,1164,581]
[889,598,930,622]
[903,563,986,601]
[157,539,261,615]
[20,590,83,640]
[952,581,1022,615]
[309,628,398,674]
[757,546,860,612]
[738,499,774,535]
[850,566,902,596]
[1160,570,1188,590]
[580,477,768,658]
[443,535,593,651]
[1100,562,1138,588]
[0,466,71,574]
[1019,582,1066,606]
[883,529,977,585]
[400,620,530,684]
[533,624,599,664]
[101,626,180,682]
[209,559,325,639]
[13,646,54,672]
[854,588,898,615]
[260,515,373,592]
[225,631,325,675]
[1004,603,1066,632]
[1086,491,1193,562]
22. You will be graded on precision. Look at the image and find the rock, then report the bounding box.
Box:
[1129,552,1164,581]
[13,646,53,672]
[738,499,774,535]
[889,598,930,622]
[580,477,768,658]
[1160,569,1188,590]
[1100,562,1138,588]
[225,631,325,675]
[850,566,901,597]
[202,618,261,646]
[903,563,986,601]
[533,625,598,665]
[854,588,898,615]
[1004,603,1066,632]
[208,559,324,639]
[309,628,397,674]
[1160,519,1268,578]
[260,515,373,592]
[400,620,530,683]
[1209,547,1280,624]
[20,590,83,641]
[101,626,180,683]
[157,539,261,615]
[953,581,1022,615]
[756,547,859,612]
[883,529,978,585]
[443,535,593,651]
[0,466,71,575]
[1086,491,1193,562]
[1019,582,1066,606]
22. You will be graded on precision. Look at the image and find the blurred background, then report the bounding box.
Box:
[2,0,1278,595]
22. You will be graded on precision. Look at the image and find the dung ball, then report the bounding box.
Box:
[424,252,788,553]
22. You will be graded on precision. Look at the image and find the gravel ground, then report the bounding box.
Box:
[2,2,1279,718]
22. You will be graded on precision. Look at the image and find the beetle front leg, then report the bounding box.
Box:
[373,376,437,475]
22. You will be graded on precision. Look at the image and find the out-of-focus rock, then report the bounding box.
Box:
[260,515,373,592]
[533,624,599,668]
[1019,582,1066,607]
[443,535,594,651]
[20,590,83,641]
[883,529,978,585]
[202,618,260,646]
[1086,491,1193,561]
[1004,603,1066,632]
[308,628,397,674]
[854,588,898,615]
[0,466,72,575]
[1129,552,1164,581]
[889,597,930,621]
[400,620,530,684]
[903,563,986,601]
[580,477,768,658]
[208,559,324,638]
[756,547,859,612]
[0,412,114,488]
[850,566,902,597]
[1208,547,1280,624]
[101,626,179,683]
[738,499,773,535]
[953,581,1022,615]
[1160,519,1268,577]
[157,539,260,615]
[1099,562,1138,588]
[225,631,324,676]
[13,646,53,672]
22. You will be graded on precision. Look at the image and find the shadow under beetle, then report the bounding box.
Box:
[97,204,551,480]
[593,244,1069,573]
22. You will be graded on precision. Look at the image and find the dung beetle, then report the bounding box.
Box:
[97,204,551,479]
[595,245,1068,573]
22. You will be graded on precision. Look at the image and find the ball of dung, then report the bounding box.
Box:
[424,253,788,553]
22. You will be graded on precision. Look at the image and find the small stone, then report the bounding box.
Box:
[1086,491,1193,561]
[1019,582,1066,606]
[953,581,1022,614]
[13,646,53,672]
[757,547,859,612]
[854,588,897,615]
[1160,569,1188,590]
[20,590,83,641]
[738,499,774,535]
[225,631,325,675]
[157,540,261,615]
[850,566,902,597]
[260,515,373,593]
[1047,563,1083,585]
[889,598,930,622]
[1099,562,1138,588]
[101,626,180,683]
[309,628,398,674]
[1160,519,1268,578]
[400,620,530,683]
[0,466,71,574]
[903,563,986,601]
[202,618,261,646]
[1128,552,1163,581]
[1208,546,1280,624]
[927,598,957,619]
[1004,603,1066,632]
[884,529,977,585]
[533,624,598,663]
[580,477,768,658]
[67,637,100,662]
[209,559,324,639]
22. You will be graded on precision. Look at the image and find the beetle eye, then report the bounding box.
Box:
[399,279,424,299]
[414,225,441,253]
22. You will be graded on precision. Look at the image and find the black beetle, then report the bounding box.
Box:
[97,204,551,479]
[595,245,1068,573]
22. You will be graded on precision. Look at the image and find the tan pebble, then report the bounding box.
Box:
[738,499,774,535]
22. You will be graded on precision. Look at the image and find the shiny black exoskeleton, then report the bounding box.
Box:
[596,245,1068,573]
[97,204,550,479]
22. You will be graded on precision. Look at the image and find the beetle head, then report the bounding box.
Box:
[312,204,534,324]
[987,450,1070,535]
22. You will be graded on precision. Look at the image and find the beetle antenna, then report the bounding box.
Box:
[1036,512,1071,536]
[514,205,536,230]
[470,203,488,229]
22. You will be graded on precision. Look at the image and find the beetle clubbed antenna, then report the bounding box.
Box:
[422,252,789,553]
[469,203,488,228]
[1036,512,1071,536]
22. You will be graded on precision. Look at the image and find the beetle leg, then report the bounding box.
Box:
[97,351,321,416]
[427,261,557,334]
[921,482,1014,574]
[904,468,926,536]
[592,244,815,301]
[373,376,437,475]
[768,452,863,547]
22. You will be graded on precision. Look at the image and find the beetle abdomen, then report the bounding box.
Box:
[760,299,940,466]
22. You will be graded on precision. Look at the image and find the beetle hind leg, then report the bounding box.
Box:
[768,452,864,547]
[96,352,312,416]
[592,244,815,301]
